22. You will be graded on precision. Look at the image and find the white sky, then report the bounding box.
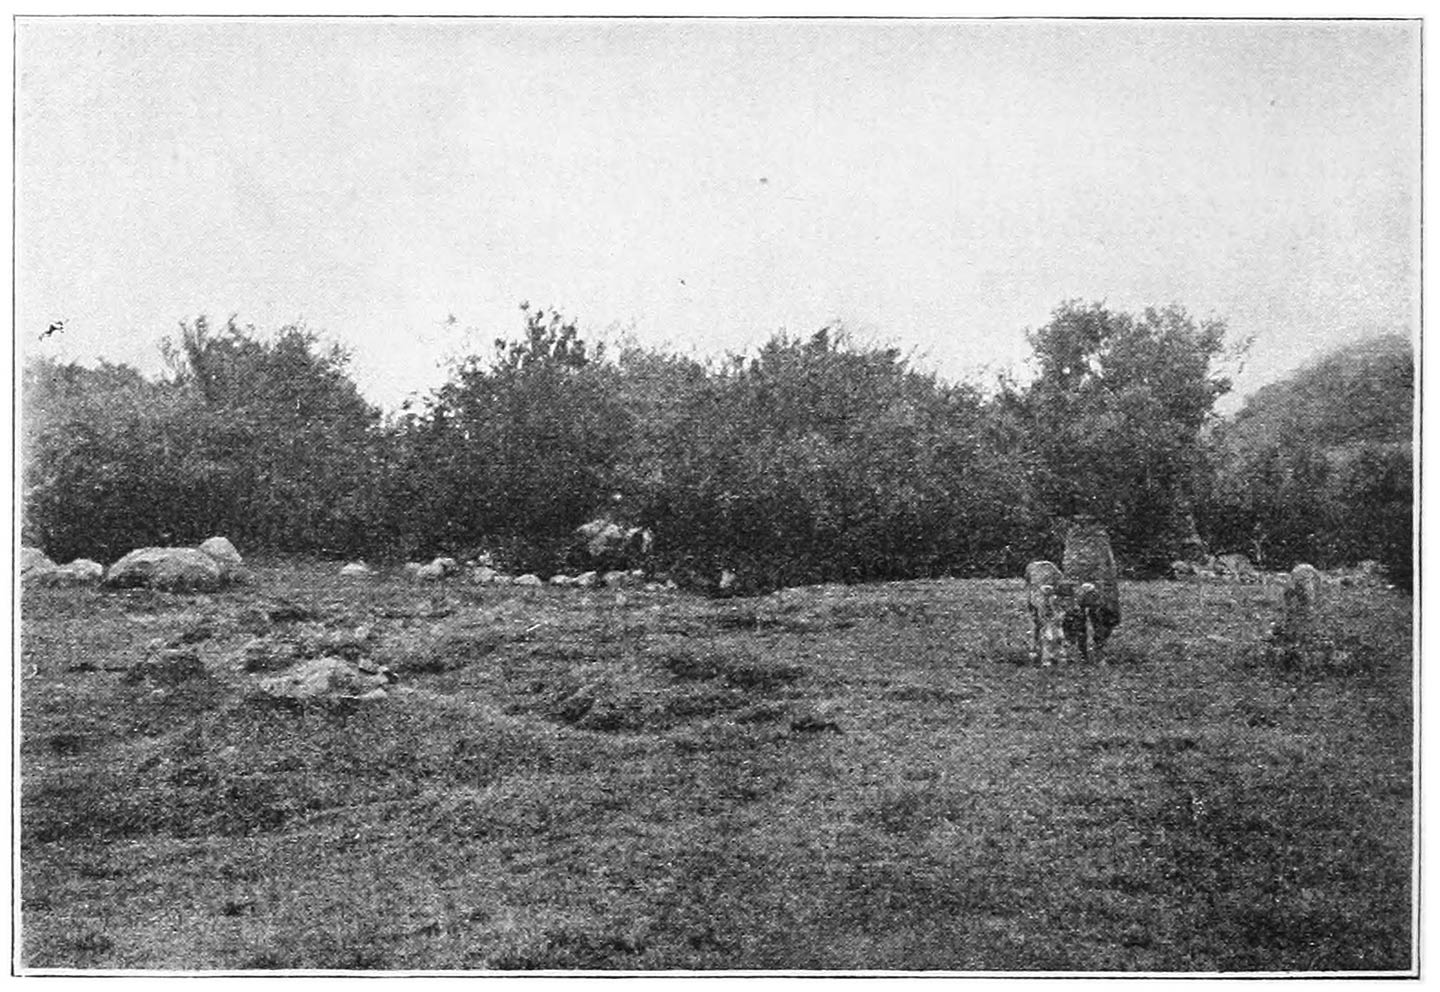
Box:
[15,17,1420,412]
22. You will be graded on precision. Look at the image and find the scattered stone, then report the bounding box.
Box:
[513,573,543,587]
[339,561,375,578]
[265,599,317,623]
[315,627,371,660]
[718,569,738,593]
[124,648,204,685]
[469,566,499,584]
[404,562,424,578]
[21,547,56,575]
[240,637,297,673]
[790,707,842,734]
[356,658,398,681]
[412,561,444,582]
[603,570,640,588]
[433,557,461,577]
[1332,559,1393,589]
[572,517,654,572]
[256,656,393,702]
[550,574,578,587]
[555,683,599,723]
[103,547,226,593]
[1215,552,1260,583]
[198,536,243,567]
[30,558,103,587]
[575,571,599,589]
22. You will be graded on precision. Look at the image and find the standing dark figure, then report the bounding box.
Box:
[1061,515,1121,662]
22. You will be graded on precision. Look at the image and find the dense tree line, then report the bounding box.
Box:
[1200,335,1414,590]
[21,303,1414,590]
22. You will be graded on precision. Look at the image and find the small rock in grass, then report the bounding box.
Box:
[257,656,393,702]
[198,536,243,567]
[125,648,205,686]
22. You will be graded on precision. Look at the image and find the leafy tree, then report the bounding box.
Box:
[398,304,629,567]
[24,318,383,563]
[1011,301,1234,573]
[22,357,194,561]
[622,326,1029,587]
[161,316,383,554]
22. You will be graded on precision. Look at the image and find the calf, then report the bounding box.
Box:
[1025,560,1068,666]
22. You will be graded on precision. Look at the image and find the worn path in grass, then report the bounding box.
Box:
[20,564,1413,971]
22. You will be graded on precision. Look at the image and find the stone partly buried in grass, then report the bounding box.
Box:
[26,558,104,587]
[123,647,206,686]
[256,656,398,703]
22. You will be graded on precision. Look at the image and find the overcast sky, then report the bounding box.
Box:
[16,17,1420,412]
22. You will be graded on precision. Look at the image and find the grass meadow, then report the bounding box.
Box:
[18,562,1413,972]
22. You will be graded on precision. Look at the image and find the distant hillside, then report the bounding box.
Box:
[1205,333,1413,586]
[1228,334,1414,450]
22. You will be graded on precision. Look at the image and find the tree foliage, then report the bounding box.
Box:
[1010,301,1234,573]
[391,304,630,567]
[19,303,1412,593]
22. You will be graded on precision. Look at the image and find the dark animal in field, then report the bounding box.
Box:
[1059,517,1121,663]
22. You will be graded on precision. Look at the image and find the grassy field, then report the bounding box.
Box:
[18,561,1413,972]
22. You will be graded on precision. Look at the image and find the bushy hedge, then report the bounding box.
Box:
[21,306,1413,592]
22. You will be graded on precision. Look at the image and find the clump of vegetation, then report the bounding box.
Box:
[21,302,1412,589]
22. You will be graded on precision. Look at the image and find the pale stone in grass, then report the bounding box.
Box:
[104,547,225,593]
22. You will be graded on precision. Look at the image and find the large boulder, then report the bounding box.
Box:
[103,547,226,593]
[257,656,394,703]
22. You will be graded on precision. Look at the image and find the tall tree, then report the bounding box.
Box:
[404,304,629,565]
[1014,301,1234,573]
